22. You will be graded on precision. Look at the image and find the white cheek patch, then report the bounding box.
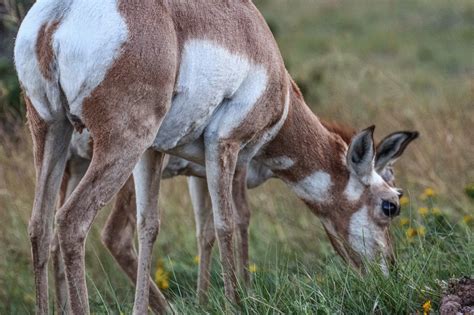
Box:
[344,174,364,201]
[348,206,376,259]
[263,156,294,170]
[349,206,388,260]
[292,171,332,203]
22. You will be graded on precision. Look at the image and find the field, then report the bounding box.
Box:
[0,0,473,313]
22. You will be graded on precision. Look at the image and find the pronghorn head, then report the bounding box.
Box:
[319,126,418,272]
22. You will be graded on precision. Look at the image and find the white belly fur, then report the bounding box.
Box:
[154,39,269,151]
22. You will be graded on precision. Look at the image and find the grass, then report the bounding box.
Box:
[0,0,473,313]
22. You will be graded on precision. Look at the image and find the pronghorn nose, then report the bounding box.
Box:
[382,200,400,217]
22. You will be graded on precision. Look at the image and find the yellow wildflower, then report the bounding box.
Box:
[417,226,426,237]
[424,188,436,197]
[193,255,200,264]
[406,227,417,239]
[463,214,473,224]
[399,196,409,206]
[431,207,441,215]
[418,207,429,217]
[399,217,410,226]
[422,300,431,315]
[154,260,170,290]
[249,263,257,273]
[420,188,436,201]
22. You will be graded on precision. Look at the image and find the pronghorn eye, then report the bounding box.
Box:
[381,200,400,217]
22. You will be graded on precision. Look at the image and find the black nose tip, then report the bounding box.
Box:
[382,200,400,217]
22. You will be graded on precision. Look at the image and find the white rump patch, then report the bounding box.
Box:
[14,0,128,120]
[292,171,332,203]
[54,0,128,117]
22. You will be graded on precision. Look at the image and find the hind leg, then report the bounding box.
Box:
[51,156,90,313]
[205,139,240,304]
[56,81,174,314]
[24,97,73,315]
[56,134,167,314]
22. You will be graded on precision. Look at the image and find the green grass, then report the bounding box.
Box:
[0,0,473,313]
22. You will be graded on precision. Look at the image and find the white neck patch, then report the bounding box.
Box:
[292,171,332,203]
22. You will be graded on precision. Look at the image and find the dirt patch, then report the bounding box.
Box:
[440,277,474,315]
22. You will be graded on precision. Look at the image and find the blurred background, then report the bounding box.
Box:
[0,0,473,313]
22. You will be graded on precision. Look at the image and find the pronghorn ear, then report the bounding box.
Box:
[375,131,419,172]
[347,126,376,178]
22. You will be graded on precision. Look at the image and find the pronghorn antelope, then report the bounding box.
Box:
[15,1,417,314]
[51,121,417,312]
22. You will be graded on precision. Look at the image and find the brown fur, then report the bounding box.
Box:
[24,1,404,312]
[25,96,47,171]
[55,1,178,313]
[321,120,356,145]
[210,140,241,303]
[58,162,70,207]
[262,78,349,188]
[168,1,289,147]
[35,21,60,81]
[82,1,176,151]
[168,1,283,70]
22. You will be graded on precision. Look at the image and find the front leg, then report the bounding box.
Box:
[205,139,240,304]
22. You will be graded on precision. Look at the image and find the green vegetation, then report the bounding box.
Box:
[0,0,472,313]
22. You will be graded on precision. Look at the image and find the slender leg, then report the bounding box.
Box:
[56,136,168,314]
[187,176,216,304]
[25,98,73,315]
[205,140,240,304]
[101,175,167,314]
[51,234,68,314]
[131,150,167,315]
[52,156,90,313]
[51,161,71,314]
[232,166,251,286]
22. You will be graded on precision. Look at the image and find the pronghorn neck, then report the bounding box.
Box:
[260,79,350,211]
